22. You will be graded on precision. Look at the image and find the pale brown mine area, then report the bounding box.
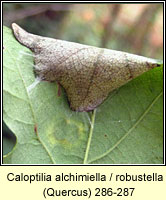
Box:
[12,23,160,112]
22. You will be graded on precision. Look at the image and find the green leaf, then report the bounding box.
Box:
[3,26,163,164]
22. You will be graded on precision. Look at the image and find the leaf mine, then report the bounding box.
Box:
[12,23,160,112]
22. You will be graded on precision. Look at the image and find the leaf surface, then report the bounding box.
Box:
[3,26,163,164]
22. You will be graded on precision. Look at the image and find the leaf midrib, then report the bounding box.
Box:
[88,91,163,164]
[5,45,56,164]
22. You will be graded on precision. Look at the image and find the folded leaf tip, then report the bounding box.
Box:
[11,23,162,112]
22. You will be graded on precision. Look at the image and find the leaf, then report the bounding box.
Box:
[3,26,163,164]
[12,23,161,112]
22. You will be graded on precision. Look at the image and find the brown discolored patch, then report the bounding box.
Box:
[34,124,38,135]
[126,64,133,79]
[11,23,161,112]
[57,82,61,97]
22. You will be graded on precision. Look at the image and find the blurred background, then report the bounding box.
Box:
[3,3,163,156]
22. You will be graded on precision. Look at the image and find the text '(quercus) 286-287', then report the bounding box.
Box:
[12,23,160,112]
